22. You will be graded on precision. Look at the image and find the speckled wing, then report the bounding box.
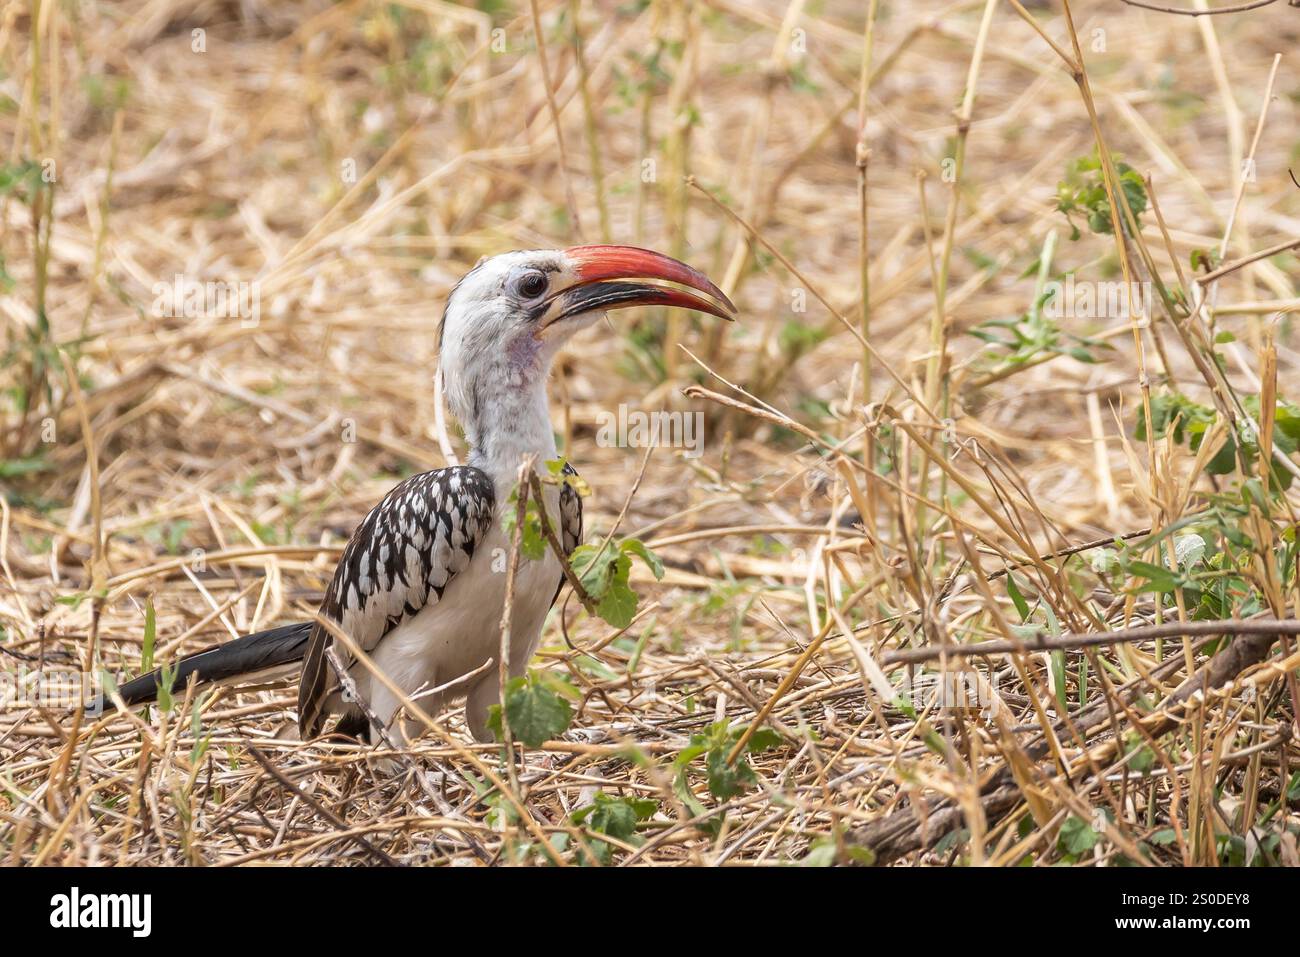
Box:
[297,465,496,737]
[553,462,584,605]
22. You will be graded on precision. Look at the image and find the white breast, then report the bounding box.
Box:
[355,503,563,741]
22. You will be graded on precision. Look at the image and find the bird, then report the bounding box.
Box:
[91,245,735,744]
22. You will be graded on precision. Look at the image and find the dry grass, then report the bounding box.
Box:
[1,0,1298,866]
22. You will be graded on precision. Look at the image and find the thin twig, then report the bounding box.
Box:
[1119,0,1278,14]
[883,618,1300,665]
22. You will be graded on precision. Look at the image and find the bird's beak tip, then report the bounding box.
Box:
[564,244,736,320]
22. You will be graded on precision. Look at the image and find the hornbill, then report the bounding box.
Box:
[92,246,735,743]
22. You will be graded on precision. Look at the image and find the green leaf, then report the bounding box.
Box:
[778,321,828,358]
[572,542,645,628]
[0,160,42,197]
[570,542,616,596]
[672,771,718,837]
[1058,815,1100,856]
[141,599,157,672]
[488,671,574,747]
[672,720,779,802]
[569,791,658,865]
[1205,435,1240,475]
[1056,153,1147,238]
[1275,401,1300,444]
[596,554,638,628]
[189,693,214,763]
[746,728,783,752]
[155,662,177,713]
[934,827,970,857]
[501,486,547,561]
[619,538,664,580]
[706,745,757,799]
[596,584,637,628]
[1124,559,1182,595]
[1124,732,1156,775]
[1190,248,1221,272]
[1005,575,1031,621]
[801,839,838,867]
[571,791,657,841]
[0,456,53,478]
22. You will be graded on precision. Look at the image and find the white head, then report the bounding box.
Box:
[437,245,734,484]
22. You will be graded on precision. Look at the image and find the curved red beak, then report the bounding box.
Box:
[541,245,736,328]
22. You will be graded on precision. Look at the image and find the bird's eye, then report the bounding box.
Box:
[516,271,548,299]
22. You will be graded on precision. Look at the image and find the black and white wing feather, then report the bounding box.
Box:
[298,465,496,737]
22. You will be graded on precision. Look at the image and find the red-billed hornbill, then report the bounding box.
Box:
[93,246,734,743]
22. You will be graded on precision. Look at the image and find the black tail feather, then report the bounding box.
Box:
[90,621,312,713]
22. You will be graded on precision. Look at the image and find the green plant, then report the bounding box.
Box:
[0,160,58,455]
[1136,391,1300,491]
[670,720,781,835]
[568,792,659,865]
[486,670,578,748]
[569,537,664,628]
[967,231,1113,387]
[1056,151,1148,240]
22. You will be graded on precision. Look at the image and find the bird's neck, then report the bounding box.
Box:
[451,357,558,499]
